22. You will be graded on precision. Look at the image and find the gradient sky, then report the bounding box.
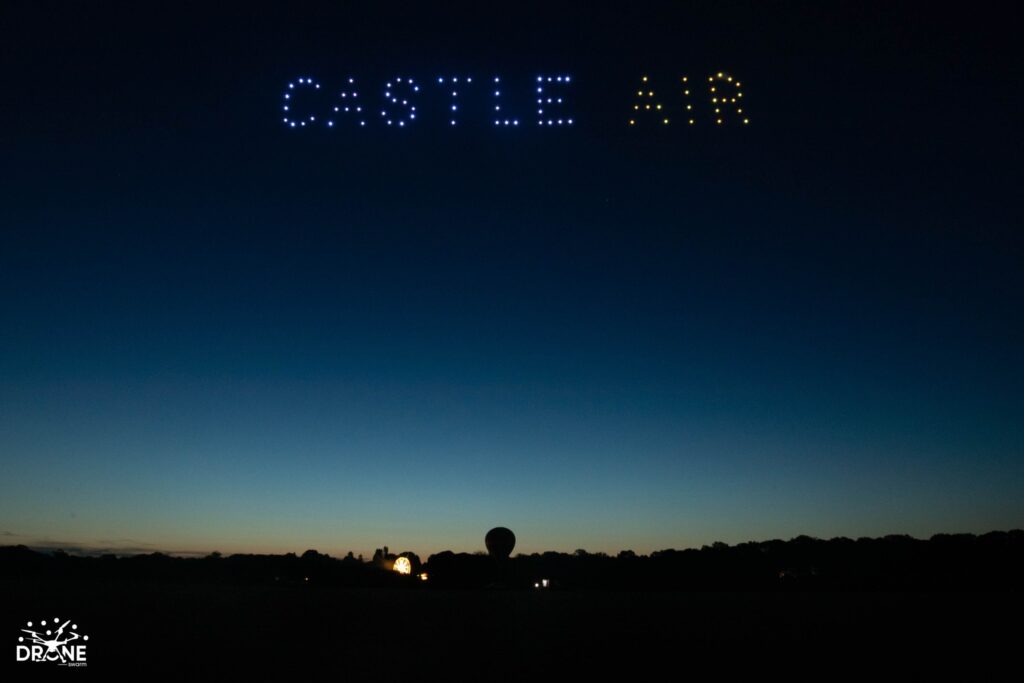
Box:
[1,1,1022,559]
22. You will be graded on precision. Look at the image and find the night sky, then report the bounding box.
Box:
[1,1,1021,558]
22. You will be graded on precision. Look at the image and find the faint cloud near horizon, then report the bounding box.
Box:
[1,531,210,557]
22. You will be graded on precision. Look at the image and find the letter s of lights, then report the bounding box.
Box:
[381,77,418,127]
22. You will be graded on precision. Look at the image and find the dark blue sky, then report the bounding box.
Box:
[1,1,1021,557]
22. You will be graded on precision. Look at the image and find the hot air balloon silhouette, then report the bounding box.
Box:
[485,527,516,560]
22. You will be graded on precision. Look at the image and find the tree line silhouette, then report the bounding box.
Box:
[2,530,1021,590]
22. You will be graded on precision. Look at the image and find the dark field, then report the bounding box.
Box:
[4,578,1019,678]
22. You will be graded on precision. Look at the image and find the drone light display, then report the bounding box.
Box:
[281,72,749,130]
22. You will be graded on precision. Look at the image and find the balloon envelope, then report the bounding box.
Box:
[485,527,516,559]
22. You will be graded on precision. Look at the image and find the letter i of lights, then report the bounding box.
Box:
[628,75,669,126]
[330,77,365,127]
[682,75,695,125]
[282,77,320,128]
[708,72,749,125]
[381,77,418,127]
[535,75,573,126]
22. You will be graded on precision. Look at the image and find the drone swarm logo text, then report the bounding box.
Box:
[15,617,89,666]
[279,71,750,129]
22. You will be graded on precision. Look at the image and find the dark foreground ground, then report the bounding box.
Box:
[3,578,1020,679]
